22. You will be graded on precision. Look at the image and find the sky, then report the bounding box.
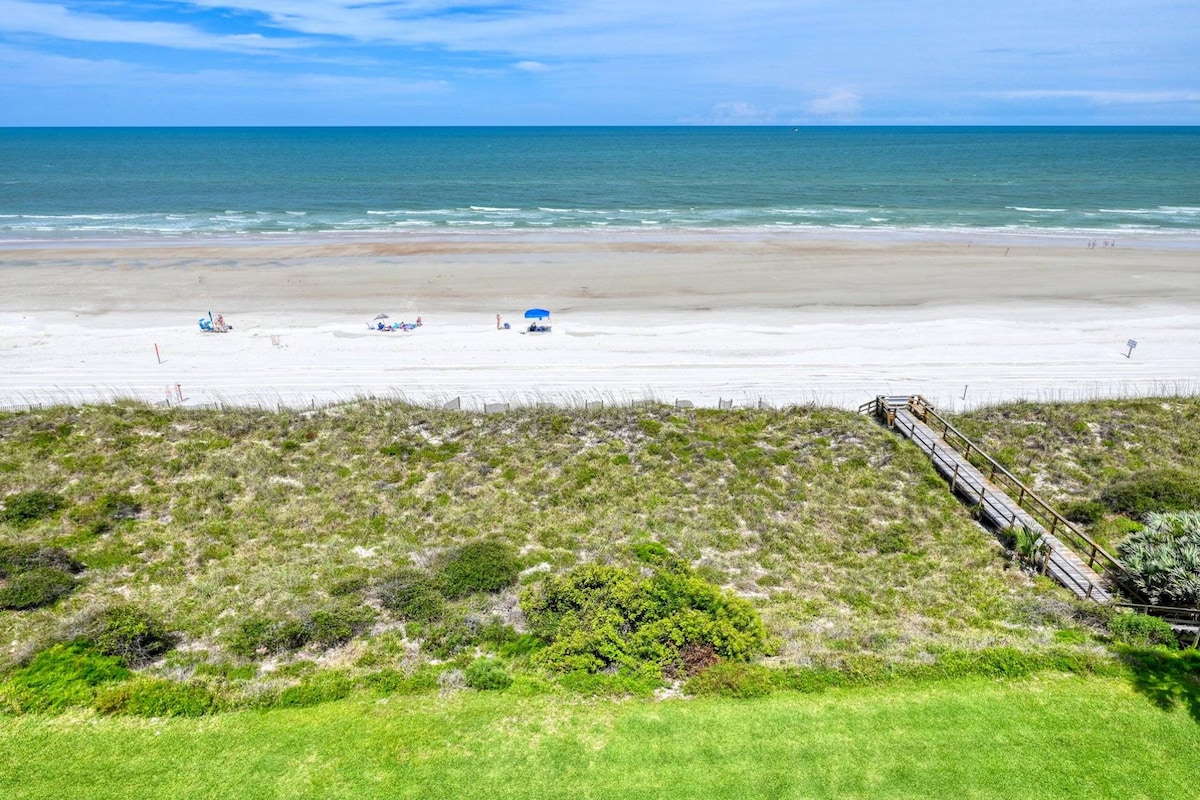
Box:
[0,0,1197,125]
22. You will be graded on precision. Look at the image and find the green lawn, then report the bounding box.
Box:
[2,676,1196,800]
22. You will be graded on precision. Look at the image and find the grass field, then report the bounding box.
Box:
[1,675,1196,800]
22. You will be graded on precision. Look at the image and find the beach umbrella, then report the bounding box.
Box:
[524,308,550,319]
[373,313,390,320]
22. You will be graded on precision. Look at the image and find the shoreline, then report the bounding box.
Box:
[4,223,1200,252]
[2,232,1199,412]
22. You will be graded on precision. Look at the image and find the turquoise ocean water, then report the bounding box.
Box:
[1,127,1198,242]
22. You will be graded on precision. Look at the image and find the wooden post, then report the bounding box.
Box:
[154,343,162,364]
[951,463,960,492]
[1041,548,1051,576]
[1192,626,1199,650]
[1050,515,1058,537]
[1017,486,1026,506]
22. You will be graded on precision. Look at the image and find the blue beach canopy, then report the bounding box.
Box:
[524,308,550,319]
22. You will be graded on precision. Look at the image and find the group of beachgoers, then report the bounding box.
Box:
[372,316,423,332]
[197,312,231,332]
[197,311,551,335]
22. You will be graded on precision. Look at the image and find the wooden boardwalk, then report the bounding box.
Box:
[889,405,1112,602]
[860,395,1200,642]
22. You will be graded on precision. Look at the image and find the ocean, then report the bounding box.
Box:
[1,127,1198,242]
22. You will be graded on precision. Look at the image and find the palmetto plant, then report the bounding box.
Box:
[1117,511,1200,606]
[1011,524,1049,571]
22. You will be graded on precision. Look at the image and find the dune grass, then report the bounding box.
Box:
[0,399,1074,691]
[0,675,1196,800]
[951,396,1200,554]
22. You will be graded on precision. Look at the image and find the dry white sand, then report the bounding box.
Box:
[2,233,1198,411]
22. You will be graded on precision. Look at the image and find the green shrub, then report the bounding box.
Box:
[1100,469,1200,516]
[464,658,512,691]
[418,617,480,659]
[1109,612,1178,648]
[225,604,374,658]
[0,544,83,574]
[94,678,217,717]
[438,540,520,598]
[329,572,370,597]
[308,604,377,649]
[499,634,544,658]
[685,661,775,699]
[79,604,174,666]
[0,642,130,713]
[0,490,65,526]
[0,566,78,610]
[521,556,768,675]
[1062,499,1107,525]
[0,545,84,610]
[377,569,446,622]
[275,671,353,708]
[226,616,311,658]
[631,541,672,564]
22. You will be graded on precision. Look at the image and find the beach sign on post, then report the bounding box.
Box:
[1125,339,1137,358]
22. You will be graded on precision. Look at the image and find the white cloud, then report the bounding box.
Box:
[806,89,861,119]
[991,89,1200,105]
[0,0,309,52]
[690,102,776,124]
[514,60,549,72]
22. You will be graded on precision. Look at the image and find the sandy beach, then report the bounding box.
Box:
[2,233,1198,411]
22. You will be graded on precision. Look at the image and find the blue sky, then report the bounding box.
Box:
[0,0,1197,125]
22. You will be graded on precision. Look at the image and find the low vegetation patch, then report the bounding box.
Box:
[1101,469,1200,517]
[1108,612,1179,648]
[0,544,83,610]
[522,551,768,676]
[75,604,175,666]
[0,489,65,527]
[1117,511,1200,607]
[0,641,129,713]
[437,540,520,598]
[94,677,218,717]
[225,603,375,658]
[463,657,512,690]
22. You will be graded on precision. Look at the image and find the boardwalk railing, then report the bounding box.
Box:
[862,395,1144,603]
